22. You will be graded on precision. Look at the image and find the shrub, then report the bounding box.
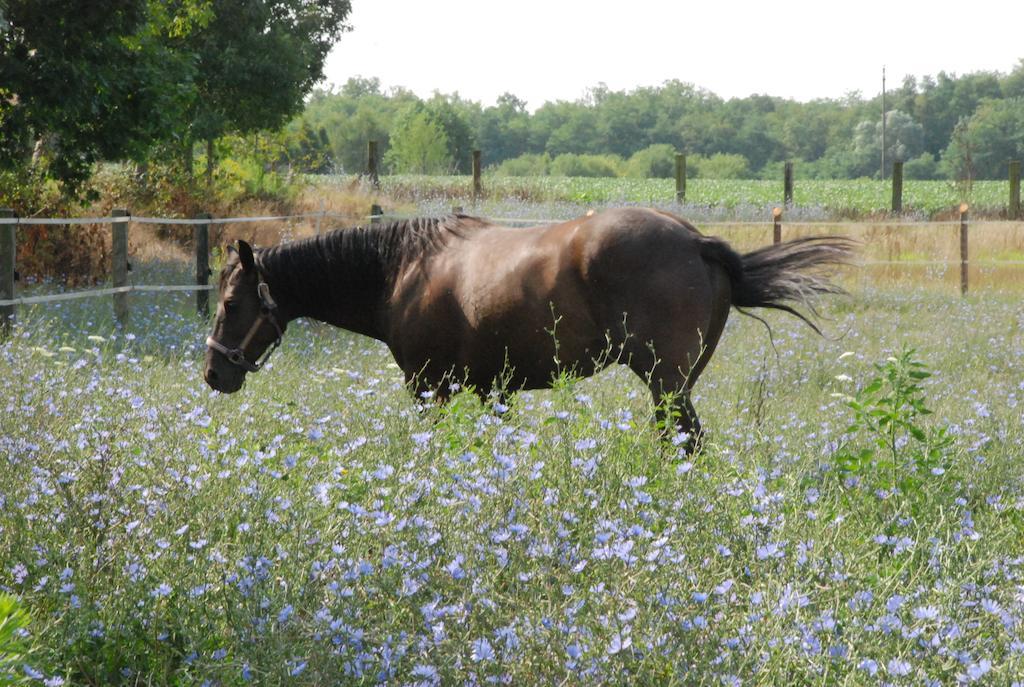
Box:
[903,153,941,180]
[691,153,750,179]
[1,167,111,284]
[625,144,677,178]
[0,593,33,684]
[833,348,952,497]
[16,222,110,286]
[216,157,300,205]
[492,153,551,177]
[549,153,623,178]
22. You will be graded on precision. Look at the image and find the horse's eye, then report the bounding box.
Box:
[224,301,238,313]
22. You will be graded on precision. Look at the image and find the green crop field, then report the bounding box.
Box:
[318,175,1012,219]
[2,268,1024,684]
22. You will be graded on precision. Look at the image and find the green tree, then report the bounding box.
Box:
[174,0,351,179]
[779,102,837,163]
[385,105,452,174]
[1003,60,1024,99]
[914,71,1002,157]
[297,82,398,173]
[0,0,207,192]
[424,94,477,173]
[478,93,531,164]
[285,120,333,173]
[941,99,1024,180]
[592,85,656,158]
[852,110,925,177]
[286,64,1024,184]
[534,101,600,156]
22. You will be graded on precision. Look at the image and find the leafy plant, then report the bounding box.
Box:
[0,594,32,685]
[833,348,953,496]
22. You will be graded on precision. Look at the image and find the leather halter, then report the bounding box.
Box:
[206,280,283,373]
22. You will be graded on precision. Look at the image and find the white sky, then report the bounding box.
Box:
[323,0,1022,109]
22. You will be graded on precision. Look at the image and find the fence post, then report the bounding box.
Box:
[772,207,782,245]
[959,203,969,296]
[1010,160,1021,220]
[367,140,379,188]
[195,213,211,318]
[112,208,129,325]
[0,209,15,337]
[675,153,687,203]
[891,160,904,214]
[783,161,794,208]
[472,150,482,200]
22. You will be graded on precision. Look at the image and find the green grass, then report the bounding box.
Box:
[317,174,1013,218]
[1,282,1023,684]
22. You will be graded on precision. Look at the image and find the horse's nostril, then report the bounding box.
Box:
[205,368,218,384]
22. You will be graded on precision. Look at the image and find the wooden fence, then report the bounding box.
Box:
[0,209,350,335]
[1,201,1020,338]
[365,142,1023,218]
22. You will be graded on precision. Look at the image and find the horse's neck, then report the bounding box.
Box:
[258,229,393,341]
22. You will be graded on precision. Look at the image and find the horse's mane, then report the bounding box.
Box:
[264,214,488,268]
[253,215,487,313]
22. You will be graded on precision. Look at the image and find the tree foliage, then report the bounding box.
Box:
[941,98,1024,180]
[384,105,452,174]
[177,0,350,144]
[0,0,351,194]
[296,64,1024,181]
[852,110,926,177]
[0,0,201,190]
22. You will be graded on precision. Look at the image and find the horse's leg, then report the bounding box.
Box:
[646,365,702,453]
[626,264,731,455]
[405,367,452,407]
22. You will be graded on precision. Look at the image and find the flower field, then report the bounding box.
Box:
[2,269,1024,685]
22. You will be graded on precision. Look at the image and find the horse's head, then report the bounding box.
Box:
[204,240,284,393]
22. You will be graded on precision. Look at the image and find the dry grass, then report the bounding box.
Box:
[702,220,1024,261]
[706,220,1024,291]
[210,181,402,249]
[125,181,395,266]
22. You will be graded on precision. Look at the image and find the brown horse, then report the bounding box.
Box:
[204,208,851,451]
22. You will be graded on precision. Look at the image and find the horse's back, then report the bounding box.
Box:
[388,208,727,392]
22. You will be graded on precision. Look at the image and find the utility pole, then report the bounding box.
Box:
[881,66,887,180]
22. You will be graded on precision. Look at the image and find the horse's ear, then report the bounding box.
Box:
[237,240,255,272]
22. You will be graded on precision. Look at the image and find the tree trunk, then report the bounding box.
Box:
[205,138,215,189]
[133,160,149,187]
[183,137,194,180]
[31,133,59,167]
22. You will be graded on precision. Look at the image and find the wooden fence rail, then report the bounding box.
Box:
[0,209,356,336]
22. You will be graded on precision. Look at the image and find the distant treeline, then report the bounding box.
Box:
[290,66,1024,180]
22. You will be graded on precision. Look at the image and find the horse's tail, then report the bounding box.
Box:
[699,235,855,334]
